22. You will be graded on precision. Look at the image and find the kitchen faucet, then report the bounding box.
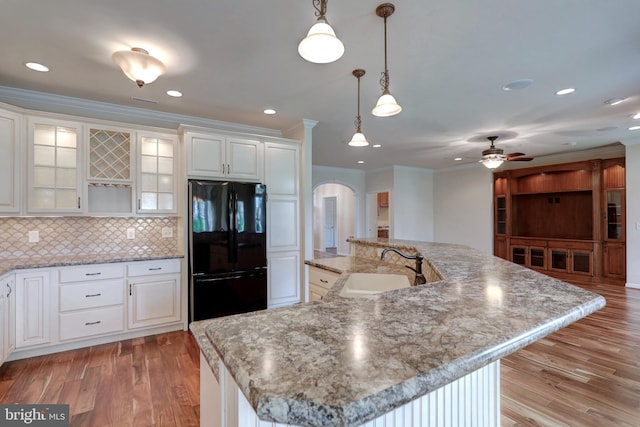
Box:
[380,247,427,286]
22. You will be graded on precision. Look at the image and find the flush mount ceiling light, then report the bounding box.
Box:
[112,47,166,88]
[348,69,369,147]
[372,3,402,117]
[298,0,344,64]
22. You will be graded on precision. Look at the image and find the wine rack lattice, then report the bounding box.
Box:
[89,128,131,181]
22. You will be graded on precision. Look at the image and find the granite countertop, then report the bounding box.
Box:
[191,238,605,427]
[0,252,184,276]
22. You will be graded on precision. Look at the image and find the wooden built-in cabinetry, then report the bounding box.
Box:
[494,158,625,286]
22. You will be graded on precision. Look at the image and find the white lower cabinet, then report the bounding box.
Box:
[3,275,16,361]
[267,252,300,308]
[15,270,51,349]
[308,266,340,302]
[7,258,182,360]
[57,264,126,342]
[127,259,181,329]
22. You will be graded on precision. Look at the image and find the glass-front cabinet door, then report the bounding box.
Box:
[137,131,177,214]
[28,118,82,213]
[605,190,624,241]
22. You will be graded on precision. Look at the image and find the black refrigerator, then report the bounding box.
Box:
[188,180,267,321]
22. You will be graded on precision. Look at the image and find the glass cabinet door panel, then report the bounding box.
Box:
[606,191,623,240]
[141,156,157,173]
[158,193,173,211]
[33,145,55,166]
[140,193,157,210]
[56,189,77,209]
[34,125,55,145]
[530,248,545,268]
[158,157,173,174]
[56,127,76,147]
[56,168,77,188]
[512,247,526,265]
[56,147,77,168]
[33,167,55,187]
[141,174,158,192]
[572,252,591,274]
[33,189,55,209]
[550,250,568,270]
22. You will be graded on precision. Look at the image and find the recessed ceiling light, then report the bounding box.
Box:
[357,160,364,164]
[629,125,640,131]
[596,126,618,131]
[454,157,462,161]
[604,98,625,106]
[25,62,49,72]
[373,144,382,148]
[633,112,640,120]
[555,88,575,96]
[263,109,276,115]
[502,79,533,91]
[166,90,182,97]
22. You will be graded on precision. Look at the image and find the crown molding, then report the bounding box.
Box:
[0,85,283,137]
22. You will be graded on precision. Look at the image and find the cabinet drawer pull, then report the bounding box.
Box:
[148,267,162,271]
[85,293,102,298]
[85,321,102,326]
[320,279,329,283]
[85,272,102,276]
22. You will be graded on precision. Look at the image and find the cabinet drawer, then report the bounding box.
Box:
[59,306,124,341]
[127,259,181,277]
[309,283,329,300]
[510,238,546,247]
[59,264,124,283]
[59,280,124,312]
[308,267,340,290]
[547,240,593,250]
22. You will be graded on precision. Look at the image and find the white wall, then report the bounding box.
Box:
[433,165,494,254]
[625,143,640,287]
[312,165,366,237]
[313,183,356,255]
[392,166,434,241]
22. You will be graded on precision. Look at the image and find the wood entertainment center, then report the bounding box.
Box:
[493,157,625,286]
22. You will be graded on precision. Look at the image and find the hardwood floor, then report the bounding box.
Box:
[0,332,200,426]
[501,283,640,426]
[0,283,638,426]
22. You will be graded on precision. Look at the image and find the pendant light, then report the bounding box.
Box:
[298,0,344,64]
[112,48,166,88]
[372,3,402,117]
[348,69,369,147]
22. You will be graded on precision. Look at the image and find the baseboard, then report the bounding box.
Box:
[625,282,640,289]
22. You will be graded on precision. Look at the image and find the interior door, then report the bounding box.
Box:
[323,196,337,251]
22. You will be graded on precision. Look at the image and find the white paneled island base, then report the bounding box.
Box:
[201,352,499,427]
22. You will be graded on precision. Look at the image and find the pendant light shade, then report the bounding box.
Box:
[372,3,402,117]
[298,0,344,64]
[348,69,369,147]
[112,48,165,88]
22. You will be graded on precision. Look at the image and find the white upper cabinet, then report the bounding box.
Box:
[136,131,178,214]
[0,108,22,214]
[86,126,134,214]
[27,116,83,213]
[184,130,263,181]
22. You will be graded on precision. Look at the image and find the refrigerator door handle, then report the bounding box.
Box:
[230,189,238,264]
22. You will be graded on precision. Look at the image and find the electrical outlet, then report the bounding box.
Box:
[126,228,136,239]
[162,227,173,238]
[28,230,39,243]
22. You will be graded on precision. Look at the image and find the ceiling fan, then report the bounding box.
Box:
[480,136,533,169]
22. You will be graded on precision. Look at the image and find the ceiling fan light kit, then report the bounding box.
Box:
[372,3,402,117]
[480,136,533,169]
[298,0,344,64]
[112,47,165,88]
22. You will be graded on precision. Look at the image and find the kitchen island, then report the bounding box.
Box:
[190,238,605,427]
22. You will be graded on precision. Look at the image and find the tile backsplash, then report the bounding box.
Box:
[0,217,180,260]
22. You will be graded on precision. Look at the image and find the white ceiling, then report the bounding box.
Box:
[1,0,639,170]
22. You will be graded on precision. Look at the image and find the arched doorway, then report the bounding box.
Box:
[313,183,356,256]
